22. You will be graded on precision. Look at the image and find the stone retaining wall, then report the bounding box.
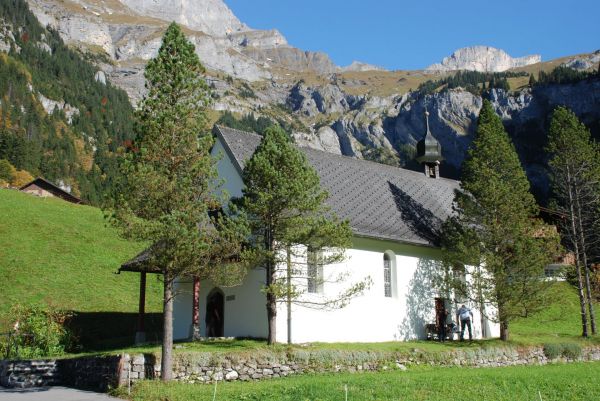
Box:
[0,360,59,388]
[123,345,600,384]
[2,345,600,389]
[0,356,124,390]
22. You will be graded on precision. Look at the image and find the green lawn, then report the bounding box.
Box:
[122,362,600,401]
[0,189,163,347]
[511,282,594,344]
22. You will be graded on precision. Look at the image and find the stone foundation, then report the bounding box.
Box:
[121,345,600,384]
[2,345,600,389]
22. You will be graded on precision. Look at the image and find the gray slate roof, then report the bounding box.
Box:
[214,125,460,248]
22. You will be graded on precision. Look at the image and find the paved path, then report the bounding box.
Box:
[0,387,125,401]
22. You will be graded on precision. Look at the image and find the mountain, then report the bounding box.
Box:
[117,0,247,36]
[7,0,600,204]
[0,0,135,204]
[426,46,541,73]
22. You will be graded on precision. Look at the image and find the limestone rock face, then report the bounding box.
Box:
[118,0,247,36]
[426,46,541,72]
[562,50,600,71]
[242,46,337,75]
[340,61,386,72]
[24,0,339,90]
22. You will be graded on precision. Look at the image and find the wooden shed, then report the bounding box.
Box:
[20,178,82,204]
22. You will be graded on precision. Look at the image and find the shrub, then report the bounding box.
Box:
[1,304,74,359]
[543,343,563,359]
[0,159,16,183]
[11,169,34,187]
[561,343,582,360]
[543,343,582,360]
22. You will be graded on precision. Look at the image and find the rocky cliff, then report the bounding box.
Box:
[426,46,541,73]
[13,0,600,201]
[24,0,350,101]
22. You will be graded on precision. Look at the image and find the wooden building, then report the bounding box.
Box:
[20,178,82,204]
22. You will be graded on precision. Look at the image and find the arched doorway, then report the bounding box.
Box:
[205,288,224,337]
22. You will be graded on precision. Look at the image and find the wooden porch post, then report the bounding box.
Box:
[192,277,200,340]
[135,271,147,344]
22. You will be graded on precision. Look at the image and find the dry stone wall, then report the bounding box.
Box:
[122,345,600,384]
[2,346,600,389]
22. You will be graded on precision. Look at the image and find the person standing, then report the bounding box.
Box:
[457,304,473,341]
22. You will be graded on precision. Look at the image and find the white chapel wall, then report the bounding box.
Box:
[170,134,500,342]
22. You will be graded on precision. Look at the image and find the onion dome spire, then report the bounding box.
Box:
[416,110,443,178]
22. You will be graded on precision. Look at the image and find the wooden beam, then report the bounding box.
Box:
[135,271,147,344]
[192,277,200,339]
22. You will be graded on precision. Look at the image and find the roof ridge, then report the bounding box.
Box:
[216,125,459,185]
[300,145,458,185]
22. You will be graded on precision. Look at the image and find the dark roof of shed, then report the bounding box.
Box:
[214,125,460,248]
[20,177,82,204]
[119,248,163,273]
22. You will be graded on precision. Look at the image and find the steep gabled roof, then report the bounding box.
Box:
[214,125,460,248]
[20,177,82,204]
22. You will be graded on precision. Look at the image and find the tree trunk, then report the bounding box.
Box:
[583,262,597,335]
[191,276,201,340]
[286,246,292,344]
[265,229,277,345]
[574,186,597,335]
[266,281,277,345]
[476,264,487,338]
[161,273,174,381]
[499,320,509,341]
[567,168,589,337]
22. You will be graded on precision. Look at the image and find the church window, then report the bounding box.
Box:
[384,253,392,297]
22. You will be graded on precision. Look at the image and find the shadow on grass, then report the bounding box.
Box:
[65,311,163,352]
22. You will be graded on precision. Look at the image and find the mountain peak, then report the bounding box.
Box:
[425,46,541,73]
[119,0,247,36]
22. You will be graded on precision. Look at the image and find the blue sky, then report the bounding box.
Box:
[225,0,600,70]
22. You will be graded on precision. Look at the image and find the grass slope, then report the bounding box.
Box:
[124,362,600,401]
[512,281,596,344]
[0,190,162,335]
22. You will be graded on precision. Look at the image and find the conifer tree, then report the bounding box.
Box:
[106,23,246,380]
[235,125,365,344]
[547,106,599,336]
[442,99,561,341]
[529,73,537,87]
[0,159,15,184]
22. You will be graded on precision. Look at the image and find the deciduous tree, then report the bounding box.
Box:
[547,106,599,336]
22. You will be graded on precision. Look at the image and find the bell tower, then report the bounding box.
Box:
[416,110,443,178]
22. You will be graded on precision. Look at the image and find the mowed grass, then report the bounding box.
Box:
[0,189,162,330]
[123,362,600,401]
[512,281,598,345]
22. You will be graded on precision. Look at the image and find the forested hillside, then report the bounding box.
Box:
[0,0,134,204]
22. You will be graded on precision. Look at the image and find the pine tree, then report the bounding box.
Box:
[442,99,561,341]
[547,106,599,336]
[529,73,537,87]
[235,125,364,344]
[106,23,246,380]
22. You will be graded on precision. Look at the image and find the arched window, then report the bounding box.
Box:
[384,253,392,297]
